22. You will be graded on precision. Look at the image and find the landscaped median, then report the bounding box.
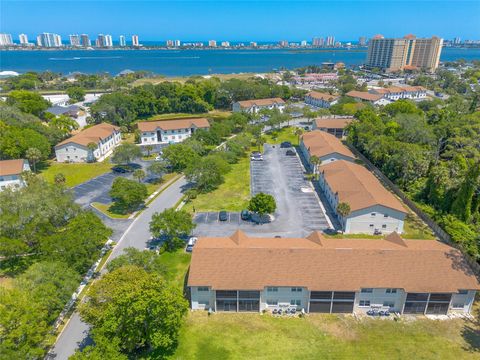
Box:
[91,172,181,219]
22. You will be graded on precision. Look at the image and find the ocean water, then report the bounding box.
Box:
[0,48,479,76]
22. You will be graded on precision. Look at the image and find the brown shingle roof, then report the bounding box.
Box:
[0,159,26,176]
[188,231,480,293]
[56,123,119,148]
[301,130,355,159]
[321,160,406,213]
[236,98,285,108]
[137,118,210,132]
[315,117,354,130]
[346,90,384,102]
[306,91,339,102]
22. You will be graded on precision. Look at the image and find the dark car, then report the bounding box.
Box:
[219,211,228,221]
[285,149,296,156]
[280,141,292,148]
[241,209,250,221]
[112,165,133,173]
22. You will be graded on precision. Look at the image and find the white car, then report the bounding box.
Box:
[186,237,198,252]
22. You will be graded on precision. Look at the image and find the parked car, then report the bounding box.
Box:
[186,237,198,252]
[241,209,250,221]
[219,211,228,221]
[154,155,162,161]
[251,154,264,161]
[250,151,262,156]
[285,149,296,156]
[280,141,292,148]
[112,165,134,173]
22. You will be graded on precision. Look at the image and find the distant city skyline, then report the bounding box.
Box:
[1,1,479,41]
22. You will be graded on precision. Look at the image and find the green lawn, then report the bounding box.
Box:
[171,310,480,360]
[39,160,113,187]
[264,126,300,146]
[143,110,231,122]
[158,250,191,290]
[183,155,251,213]
[402,213,435,239]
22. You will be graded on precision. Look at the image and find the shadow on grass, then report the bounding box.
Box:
[462,296,480,353]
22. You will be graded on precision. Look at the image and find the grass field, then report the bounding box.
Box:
[183,155,251,213]
[170,310,480,360]
[39,160,113,187]
[142,110,231,122]
[264,126,300,146]
[158,250,191,290]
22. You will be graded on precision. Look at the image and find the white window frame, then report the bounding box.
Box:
[359,300,370,307]
[361,288,373,293]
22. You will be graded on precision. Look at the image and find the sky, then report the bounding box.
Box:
[1,1,479,42]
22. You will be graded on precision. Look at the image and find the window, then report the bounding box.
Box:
[267,287,278,292]
[290,299,301,306]
[291,287,302,292]
[197,287,209,292]
[383,301,395,308]
[386,288,397,294]
[384,214,389,218]
[371,213,376,216]
[359,300,370,307]
[369,224,374,228]
[143,138,147,142]
[458,290,468,295]
[266,299,278,306]
[452,303,464,309]
[361,288,373,293]
[382,224,387,229]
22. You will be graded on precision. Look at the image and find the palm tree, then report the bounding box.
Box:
[309,155,321,178]
[133,169,146,183]
[302,107,316,127]
[256,136,266,152]
[87,142,98,162]
[295,127,304,145]
[25,147,42,173]
[336,202,351,231]
[145,145,154,157]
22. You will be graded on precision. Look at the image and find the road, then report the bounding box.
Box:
[49,176,188,360]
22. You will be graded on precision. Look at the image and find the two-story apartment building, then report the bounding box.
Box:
[304,91,339,108]
[232,98,286,114]
[299,130,356,170]
[0,159,30,191]
[137,118,210,149]
[345,90,392,106]
[54,123,121,163]
[313,116,354,138]
[188,231,479,315]
[318,160,407,234]
[369,85,427,101]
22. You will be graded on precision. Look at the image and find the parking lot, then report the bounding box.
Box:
[193,144,332,237]
[72,172,130,208]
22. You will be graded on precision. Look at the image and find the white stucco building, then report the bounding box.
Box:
[0,159,30,191]
[370,85,427,101]
[188,231,479,315]
[137,118,210,149]
[304,91,339,108]
[232,98,286,114]
[54,123,121,163]
[346,90,392,106]
[318,160,407,234]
